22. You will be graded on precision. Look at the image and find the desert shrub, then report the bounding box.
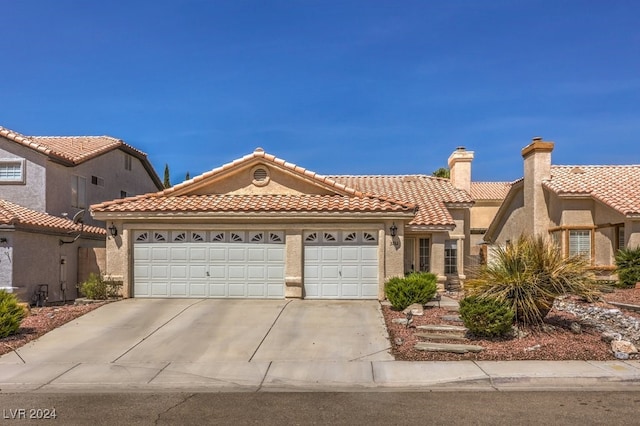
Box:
[459,296,514,337]
[80,273,122,300]
[0,290,26,338]
[465,234,598,327]
[385,272,438,310]
[615,246,640,288]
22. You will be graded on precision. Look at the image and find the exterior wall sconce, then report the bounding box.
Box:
[390,223,398,237]
[108,223,118,237]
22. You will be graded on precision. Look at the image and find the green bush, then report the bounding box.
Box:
[0,290,26,338]
[615,246,640,288]
[80,273,122,300]
[385,272,438,310]
[459,296,514,337]
[466,234,598,327]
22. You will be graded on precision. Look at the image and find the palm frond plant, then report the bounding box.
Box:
[465,234,599,327]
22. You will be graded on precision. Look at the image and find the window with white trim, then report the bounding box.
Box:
[444,240,457,274]
[71,175,87,208]
[0,159,25,183]
[419,238,430,272]
[569,230,591,259]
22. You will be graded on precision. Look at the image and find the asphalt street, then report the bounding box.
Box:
[0,391,638,425]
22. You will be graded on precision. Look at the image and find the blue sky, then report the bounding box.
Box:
[2,0,639,183]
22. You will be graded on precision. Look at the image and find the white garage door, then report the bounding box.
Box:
[133,230,285,298]
[304,230,379,299]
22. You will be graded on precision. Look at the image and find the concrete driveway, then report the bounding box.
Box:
[1,299,393,364]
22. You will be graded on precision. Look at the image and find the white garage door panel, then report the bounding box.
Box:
[304,239,379,300]
[134,240,285,298]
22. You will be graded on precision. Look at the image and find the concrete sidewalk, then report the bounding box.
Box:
[1,359,639,393]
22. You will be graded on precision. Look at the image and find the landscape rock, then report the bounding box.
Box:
[524,344,541,352]
[392,318,408,325]
[615,351,630,360]
[414,342,484,354]
[601,332,622,342]
[394,337,404,345]
[441,315,464,323]
[570,322,582,334]
[554,298,640,344]
[403,303,424,316]
[611,340,638,355]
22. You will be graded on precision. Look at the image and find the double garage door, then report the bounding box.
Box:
[133,229,379,299]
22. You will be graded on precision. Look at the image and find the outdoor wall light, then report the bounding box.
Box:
[108,223,118,237]
[390,223,398,237]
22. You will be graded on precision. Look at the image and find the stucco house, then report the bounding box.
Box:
[91,147,475,300]
[0,125,163,303]
[484,138,640,278]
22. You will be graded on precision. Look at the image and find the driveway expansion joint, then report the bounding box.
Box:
[111,299,206,363]
[248,300,292,362]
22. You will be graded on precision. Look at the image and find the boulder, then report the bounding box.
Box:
[403,303,424,316]
[601,332,622,342]
[611,340,638,355]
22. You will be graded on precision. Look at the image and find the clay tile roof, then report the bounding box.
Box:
[0,199,105,236]
[470,182,512,200]
[90,194,412,214]
[544,165,640,216]
[330,175,473,227]
[0,125,162,189]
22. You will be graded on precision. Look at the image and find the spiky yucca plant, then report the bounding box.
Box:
[465,234,598,327]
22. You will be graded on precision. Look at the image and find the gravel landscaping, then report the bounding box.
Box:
[383,287,640,361]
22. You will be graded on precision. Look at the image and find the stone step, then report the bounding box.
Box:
[417,324,468,333]
[414,332,468,342]
[441,315,463,323]
[414,342,484,354]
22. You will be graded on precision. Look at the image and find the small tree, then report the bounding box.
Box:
[0,290,26,338]
[163,164,171,188]
[432,167,450,178]
[615,246,640,287]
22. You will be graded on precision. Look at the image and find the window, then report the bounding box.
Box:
[120,191,128,198]
[124,154,132,171]
[419,238,431,272]
[71,175,86,208]
[617,226,625,251]
[444,240,457,274]
[0,159,25,184]
[91,175,104,186]
[569,230,591,259]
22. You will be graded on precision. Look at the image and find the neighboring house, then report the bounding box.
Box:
[0,200,105,303]
[0,125,163,303]
[484,138,640,278]
[91,147,474,300]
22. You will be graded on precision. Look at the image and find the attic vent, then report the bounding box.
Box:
[252,166,270,187]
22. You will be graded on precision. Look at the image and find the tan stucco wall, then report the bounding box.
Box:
[190,163,334,196]
[47,149,160,227]
[9,230,104,303]
[489,189,526,245]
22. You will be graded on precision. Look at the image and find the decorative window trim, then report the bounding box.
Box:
[135,231,149,242]
[251,165,271,187]
[269,232,284,243]
[211,232,225,242]
[153,231,168,242]
[0,159,26,184]
[172,231,187,242]
[230,232,245,242]
[191,231,206,242]
[363,232,377,242]
[343,232,357,242]
[250,232,264,243]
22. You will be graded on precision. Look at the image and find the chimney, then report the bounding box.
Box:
[521,137,554,236]
[448,146,474,193]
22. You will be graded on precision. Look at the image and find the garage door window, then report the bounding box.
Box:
[304,231,377,245]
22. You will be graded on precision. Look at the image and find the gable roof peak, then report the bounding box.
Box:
[254,147,265,153]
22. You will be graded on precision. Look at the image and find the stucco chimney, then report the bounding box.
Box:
[448,146,474,193]
[521,137,554,236]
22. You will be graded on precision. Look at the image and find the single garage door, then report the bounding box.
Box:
[304,230,379,299]
[133,230,285,298]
